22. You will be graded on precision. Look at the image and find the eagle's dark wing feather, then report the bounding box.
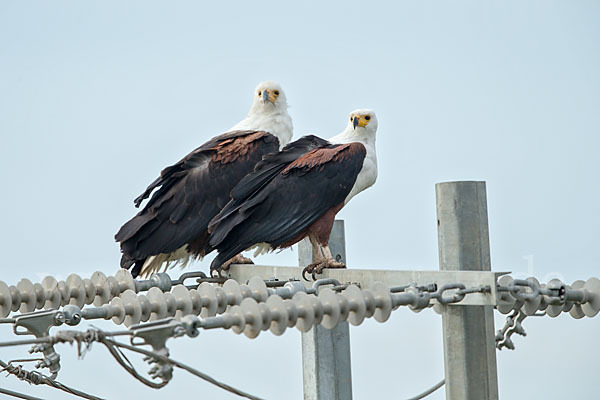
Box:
[209,141,366,271]
[115,130,279,277]
[209,135,331,232]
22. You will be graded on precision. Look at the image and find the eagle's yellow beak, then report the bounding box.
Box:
[261,89,279,104]
[352,115,370,129]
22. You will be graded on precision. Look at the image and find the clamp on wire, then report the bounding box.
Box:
[11,309,75,379]
[129,316,201,382]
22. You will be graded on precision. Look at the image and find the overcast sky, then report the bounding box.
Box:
[1,1,599,399]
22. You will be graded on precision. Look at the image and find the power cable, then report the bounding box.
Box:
[0,358,104,400]
[406,379,445,400]
[0,387,45,400]
[98,333,265,400]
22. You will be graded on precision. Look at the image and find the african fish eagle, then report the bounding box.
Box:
[208,109,378,277]
[115,81,293,278]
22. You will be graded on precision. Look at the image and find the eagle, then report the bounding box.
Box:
[208,109,378,278]
[115,81,293,278]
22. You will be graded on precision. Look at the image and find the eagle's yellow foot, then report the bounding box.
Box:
[221,253,254,271]
[302,258,346,281]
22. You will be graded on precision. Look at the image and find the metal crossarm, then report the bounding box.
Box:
[226,266,502,306]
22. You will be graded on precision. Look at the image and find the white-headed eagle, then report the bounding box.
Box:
[115,81,293,277]
[208,109,378,278]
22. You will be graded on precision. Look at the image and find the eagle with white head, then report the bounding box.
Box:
[115,81,293,277]
[209,109,378,278]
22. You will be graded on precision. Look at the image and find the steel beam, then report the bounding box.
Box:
[436,181,499,400]
[300,220,352,400]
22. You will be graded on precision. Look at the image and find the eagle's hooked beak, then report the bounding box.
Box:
[262,90,270,104]
[353,116,359,130]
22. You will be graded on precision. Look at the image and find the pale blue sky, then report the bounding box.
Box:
[1,1,599,399]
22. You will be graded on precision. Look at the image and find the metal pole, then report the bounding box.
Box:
[300,220,352,400]
[436,181,499,400]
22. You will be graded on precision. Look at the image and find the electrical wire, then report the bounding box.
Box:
[99,334,168,389]
[0,327,265,400]
[98,334,265,400]
[405,379,445,400]
[0,338,49,347]
[0,358,104,400]
[0,387,45,400]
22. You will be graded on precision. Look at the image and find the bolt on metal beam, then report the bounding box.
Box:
[300,220,352,400]
[436,181,499,400]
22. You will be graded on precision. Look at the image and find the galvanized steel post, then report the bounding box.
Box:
[436,181,499,399]
[300,220,352,400]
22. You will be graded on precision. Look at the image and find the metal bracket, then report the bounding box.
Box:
[129,316,201,381]
[13,309,66,378]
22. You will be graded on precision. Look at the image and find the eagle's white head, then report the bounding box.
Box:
[332,109,379,204]
[232,80,293,148]
[250,81,288,112]
[330,108,378,146]
[347,109,378,135]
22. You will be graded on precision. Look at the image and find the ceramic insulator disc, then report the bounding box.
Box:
[83,278,96,305]
[223,280,243,307]
[266,295,288,336]
[0,281,11,317]
[345,285,367,326]
[41,276,61,310]
[319,289,341,330]
[371,282,392,323]
[17,279,36,313]
[496,276,517,314]
[229,305,246,334]
[293,292,315,332]
[247,277,269,303]
[66,274,86,308]
[569,280,586,319]
[90,272,110,307]
[582,278,600,317]
[147,287,167,321]
[115,270,136,293]
[197,283,218,318]
[121,290,142,327]
[138,294,151,322]
[172,285,193,319]
[110,297,126,325]
[240,298,262,338]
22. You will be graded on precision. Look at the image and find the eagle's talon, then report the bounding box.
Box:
[221,254,254,272]
[302,263,319,281]
[313,259,346,278]
[302,269,311,281]
[312,263,326,279]
[314,264,325,275]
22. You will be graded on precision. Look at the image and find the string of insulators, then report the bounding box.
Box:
[496,276,600,318]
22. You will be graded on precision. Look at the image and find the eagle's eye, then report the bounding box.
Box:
[274,90,280,95]
[365,115,371,120]
[350,116,353,121]
[258,91,262,96]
